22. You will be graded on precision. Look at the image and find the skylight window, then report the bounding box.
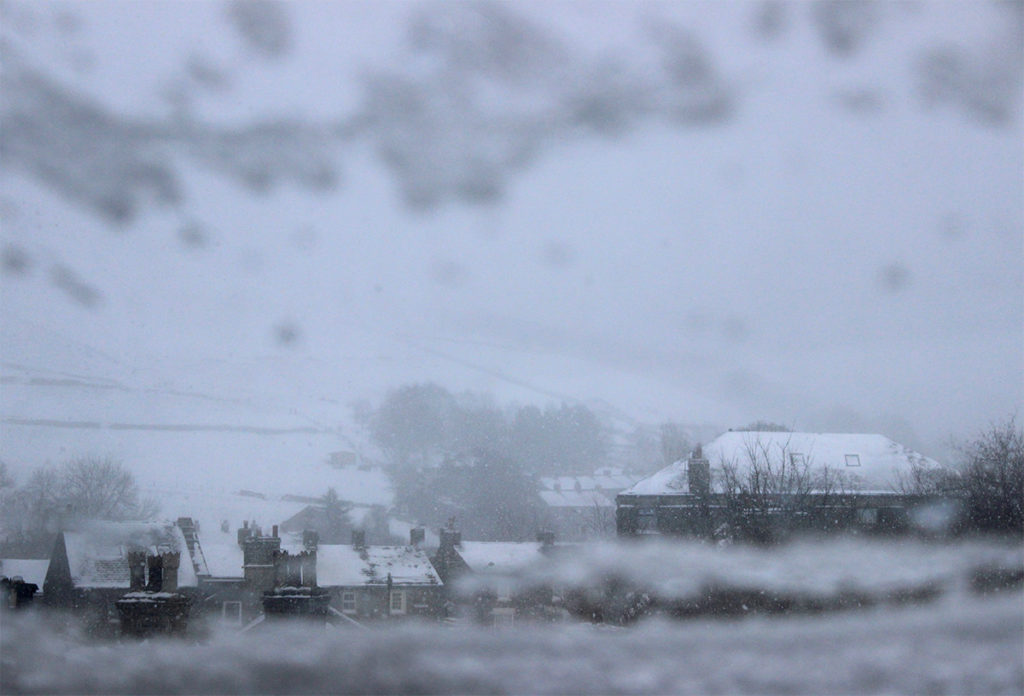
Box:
[845,454,861,467]
[789,453,806,466]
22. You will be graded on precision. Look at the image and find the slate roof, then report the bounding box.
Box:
[623,431,944,496]
[60,520,199,589]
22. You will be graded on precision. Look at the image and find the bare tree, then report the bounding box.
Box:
[0,457,157,557]
[581,500,616,539]
[56,457,156,521]
[893,457,959,497]
[659,422,690,466]
[956,417,1023,535]
[717,437,847,542]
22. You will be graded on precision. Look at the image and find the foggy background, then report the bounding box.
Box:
[1,0,1022,487]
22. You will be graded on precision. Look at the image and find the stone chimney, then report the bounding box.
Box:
[688,444,710,497]
[161,552,180,592]
[351,529,366,549]
[237,520,255,547]
[300,550,317,588]
[274,550,302,587]
[127,551,147,591]
[410,527,425,547]
[146,555,164,592]
[271,549,318,589]
[243,531,282,592]
[439,528,461,550]
[432,526,463,585]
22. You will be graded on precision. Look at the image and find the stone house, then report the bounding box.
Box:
[315,529,444,623]
[537,469,641,541]
[617,431,951,541]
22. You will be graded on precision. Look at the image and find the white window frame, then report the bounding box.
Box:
[845,454,861,467]
[222,600,242,625]
[341,591,356,614]
[389,589,406,614]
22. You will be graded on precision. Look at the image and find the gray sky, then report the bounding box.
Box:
[1,0,1021,462]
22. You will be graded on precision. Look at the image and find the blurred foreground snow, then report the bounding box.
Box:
[3,538,1021,694]
[3,593,1021,694]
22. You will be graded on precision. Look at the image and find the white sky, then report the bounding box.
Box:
[1,0,1021,463]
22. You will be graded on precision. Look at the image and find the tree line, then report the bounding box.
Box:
[0,457,157,557]
[355,383,617,540]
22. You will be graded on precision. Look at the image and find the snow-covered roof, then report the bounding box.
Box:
[0,558,50,588]
[198,542,245,579]
[538,473,640,493]
[621,432,943,496]
[316,545,440,587]
[622,460,692,496]
[456,542,546,575]
[196,538,301,579]
[159,490,309,578]
[60,521,199,589]
[538,490,614,508]
[314,545,368,586]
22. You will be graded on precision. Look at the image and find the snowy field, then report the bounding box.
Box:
[3,593,1021,695]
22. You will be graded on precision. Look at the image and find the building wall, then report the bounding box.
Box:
[325,584,445,621]
[617,493,923,540]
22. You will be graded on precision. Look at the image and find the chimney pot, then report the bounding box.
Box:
[127,551,146,591]
[146,554,164,592]
[688,454,710,497]
[162,552,180,592]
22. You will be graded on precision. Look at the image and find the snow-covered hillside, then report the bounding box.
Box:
[2,0,1021,496]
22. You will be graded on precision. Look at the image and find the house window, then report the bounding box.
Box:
[857,508,878,525]
[390,590,406,614]
[845,454,861,467]
[789,453,806,467]
[222,601,242,625]
[637,507,657,532]
[341,591,356,614]
[492,607,515,629]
